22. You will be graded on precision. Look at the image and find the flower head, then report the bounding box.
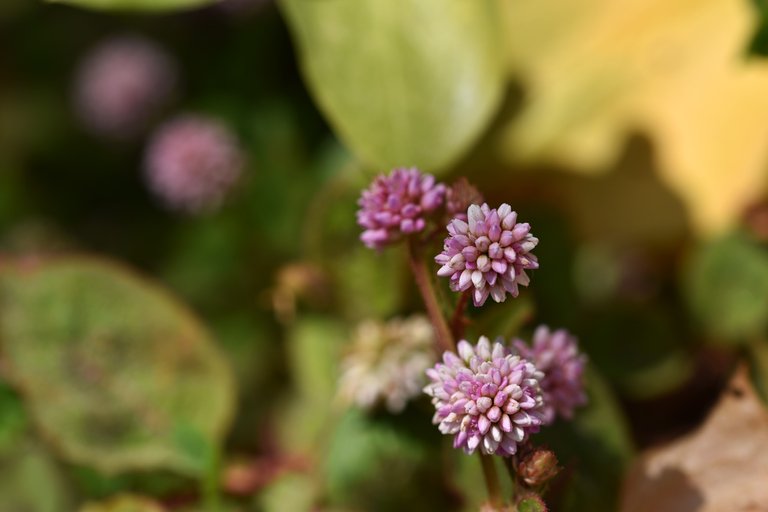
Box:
[436,203,539,307]
[144,115,244,213]
[513,326,587,424]
[74,36,176,138]
[357,167,446,249]
[338,316,436,413]
[424,336,546,456]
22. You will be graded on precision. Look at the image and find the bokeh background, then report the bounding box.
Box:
[2,0,768,510]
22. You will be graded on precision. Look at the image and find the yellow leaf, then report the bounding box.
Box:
[500,0,768,235]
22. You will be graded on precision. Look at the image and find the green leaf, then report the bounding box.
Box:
[280,0,506,172]
[685,232,768,341]
[276,317,347,455]
[0,381,27,451]
[257,472,317,512]
[0,258,236,476]
[46,0,217,13]
[336,246,405,321]
[79,495,164,512]
[0,439,74,512]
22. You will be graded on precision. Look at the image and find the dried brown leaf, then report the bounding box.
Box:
[621,366,768,512]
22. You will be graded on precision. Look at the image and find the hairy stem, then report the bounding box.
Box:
[407,239,454,353]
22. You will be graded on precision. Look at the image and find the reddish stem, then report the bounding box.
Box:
[450,290,471,340]
[406,239,454,353]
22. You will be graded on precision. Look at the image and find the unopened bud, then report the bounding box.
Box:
[516,494,548,512]
[518,449,560,487]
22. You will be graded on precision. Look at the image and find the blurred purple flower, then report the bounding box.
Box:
[144,115,244,213]
[424,336,546,456]
[74,36,177,138]
[357,167,446,249]
[513,326,587,424]
[435,203,539,307]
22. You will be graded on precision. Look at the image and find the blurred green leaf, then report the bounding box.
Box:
[172,423,218,476]
[0,439,73,512]
[257,472,317,512]
[0,381,27,451]
[336,246,405,321]
[685,232,768,341]
[280,0,506,172]
[72,466,192,502]
[537,368,634,512]
[79,494,164,512]
[0,258,236,476]
[46,0,216,13]
[277,317,346,455]
[324,408,454,511]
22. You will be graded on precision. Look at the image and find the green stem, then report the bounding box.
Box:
[504,455,520,502]
[479,453,502,507]
[407,239,454,353]
[203,449,222,512]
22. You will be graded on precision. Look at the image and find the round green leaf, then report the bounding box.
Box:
[46,0,217,13]
[280,0,506,172]
[0,258,236,475]
[685,232,768,341]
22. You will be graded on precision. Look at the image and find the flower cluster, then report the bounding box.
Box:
[436,203,539,307]
[354,168,586,475]
[144,115,244,213]
[513,326,587,424]
[338,316,435,413]
[424,336,546,456]
[356,167,446,249]
[74,36,176,138]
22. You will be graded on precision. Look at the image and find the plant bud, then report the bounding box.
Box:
[518,449,560,487]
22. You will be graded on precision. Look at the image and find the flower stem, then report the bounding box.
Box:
[407,239,454,353]
[479,453,502,507]
[503,455,520,501]
[450,290,471,340]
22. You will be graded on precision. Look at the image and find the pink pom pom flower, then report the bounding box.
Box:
[357,167,446,249]
[144,115,244,214]
[74,36,177,138]
[424,336,547,456]
[513,326,587,424]
[435,203,539,307]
